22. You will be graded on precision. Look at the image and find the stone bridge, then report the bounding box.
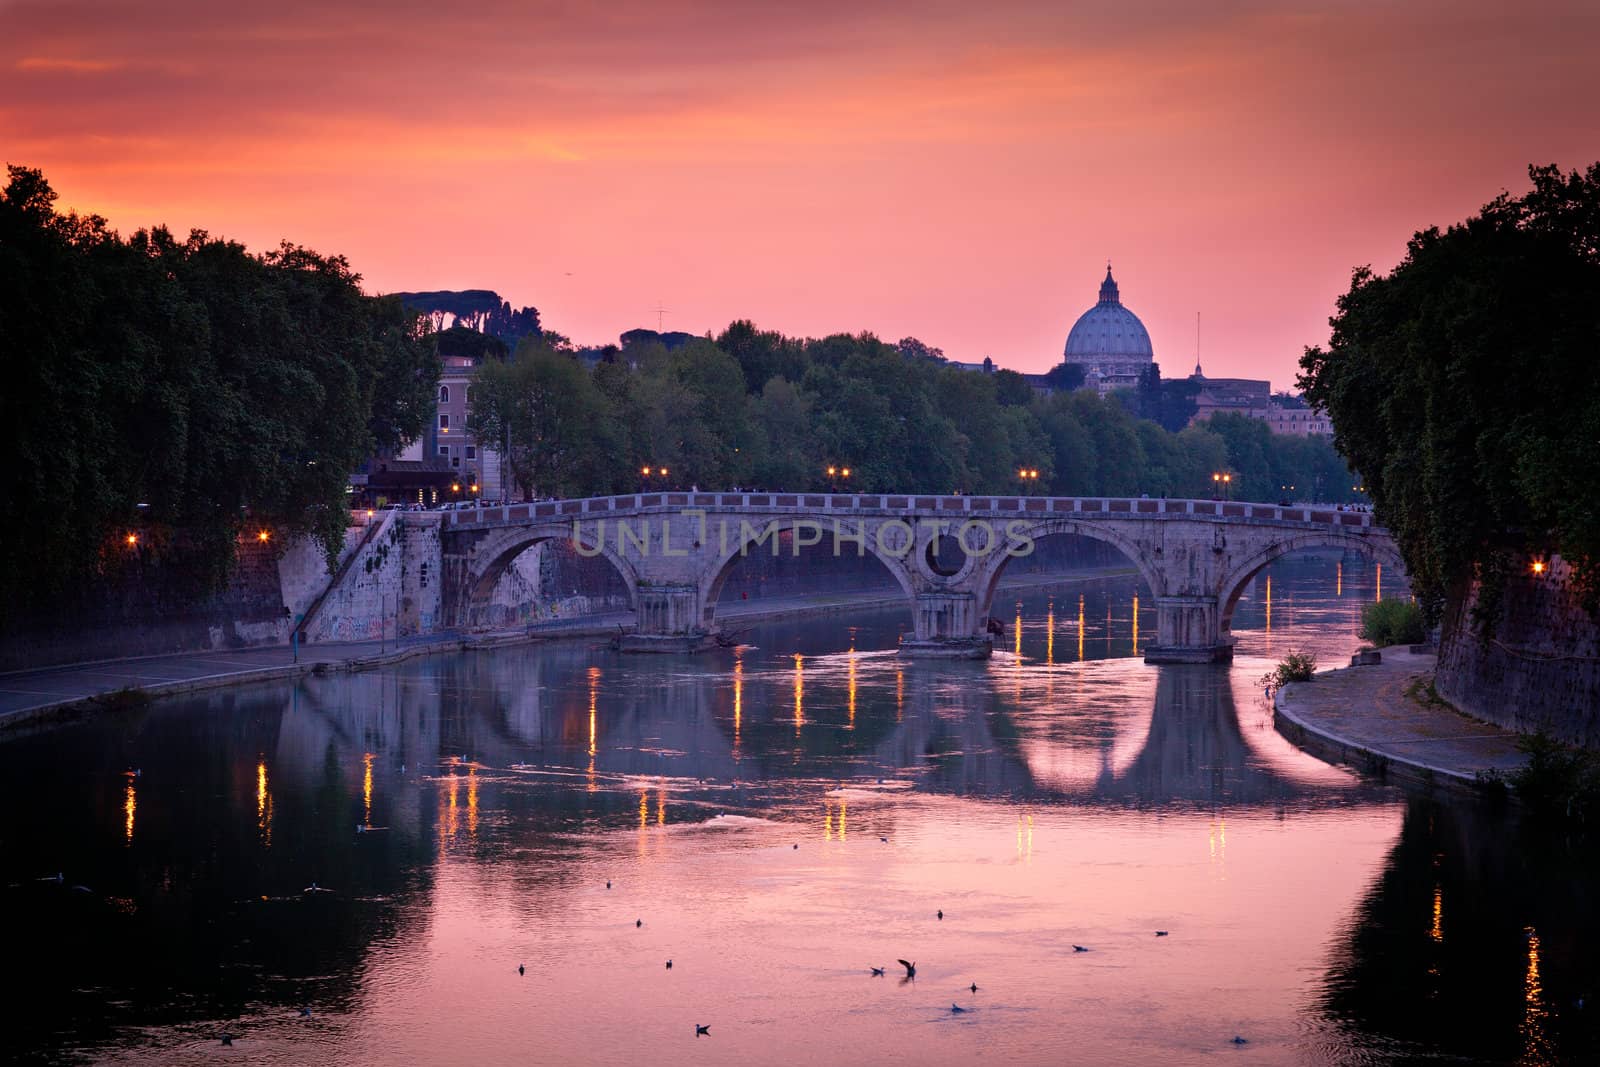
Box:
[439,492,1401,663]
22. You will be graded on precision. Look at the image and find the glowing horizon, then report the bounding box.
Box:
[3,0,1596,385]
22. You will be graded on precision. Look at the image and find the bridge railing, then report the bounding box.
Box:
[445,494,1380,532]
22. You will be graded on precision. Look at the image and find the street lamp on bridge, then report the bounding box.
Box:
[1212,471,1232,501]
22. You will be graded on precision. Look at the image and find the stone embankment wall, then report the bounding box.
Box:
[300,513,443,642]
[1435,554,1600,748]
[0,533,323,671]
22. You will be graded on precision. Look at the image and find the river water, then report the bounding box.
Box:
[3,556,1597,1065]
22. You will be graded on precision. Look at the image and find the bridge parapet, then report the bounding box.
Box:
[445,493,1382,532]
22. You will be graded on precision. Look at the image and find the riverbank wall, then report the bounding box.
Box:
[1434,554,1600,748]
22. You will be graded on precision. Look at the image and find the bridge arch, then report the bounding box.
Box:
[1214,530,1405,641]
[971,517,1165,622]
[697,516,918,629]
[453,521,639,630]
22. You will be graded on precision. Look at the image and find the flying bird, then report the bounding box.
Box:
[303,883,333,895]
[666,960,673,970]
[695,1024,710,1037]
[898,959,916,979]
[1155,931,1169,937]
[879,836,888,843]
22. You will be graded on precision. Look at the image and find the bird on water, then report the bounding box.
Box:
[636,919,643,928]
[1073,945,1090,952]
[1230,1036,1249,1045]
[1155,930,1169,937]
[898,959,916,979]
[220,1034,235,1046]
[518,964,525,976]
[950,1004,967,1014]
[970,982,979,993]
[870,967,885,977]
[937,910,943,920]
[666,960,673,970]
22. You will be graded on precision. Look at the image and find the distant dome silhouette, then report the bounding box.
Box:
[1062,265,1155,393]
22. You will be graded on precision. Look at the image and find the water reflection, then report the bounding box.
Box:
[2,556,1595,1065]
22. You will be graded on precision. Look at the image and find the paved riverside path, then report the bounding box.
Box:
[1274,647,1529,788]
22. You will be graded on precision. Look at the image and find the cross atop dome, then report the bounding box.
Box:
[1098,264,1120,306]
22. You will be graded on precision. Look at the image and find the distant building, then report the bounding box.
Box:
[1063,265,1155,395]
[1188,365,1272,422]
[1266,392,1333,437]
[378,352,511,505]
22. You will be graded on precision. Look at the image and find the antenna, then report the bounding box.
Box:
[1194,312,1202,376]
[651,303,669,331]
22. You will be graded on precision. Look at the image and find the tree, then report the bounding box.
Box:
[0,166,438,624]
[1044,362,1087,392]
[470,342,611,499]
[1300,162,1600,620]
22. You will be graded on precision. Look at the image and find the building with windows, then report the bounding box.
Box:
[370,353,510,505]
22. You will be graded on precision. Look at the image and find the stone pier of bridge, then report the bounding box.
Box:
[436,492,1402,664]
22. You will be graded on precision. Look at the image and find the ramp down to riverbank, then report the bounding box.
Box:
[1274,648,1528,792]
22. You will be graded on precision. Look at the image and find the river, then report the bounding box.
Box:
[2,555,1596,1065]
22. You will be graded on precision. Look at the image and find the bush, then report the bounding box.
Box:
[1510,732,1600,824]
[1260,650,1317,692]
[1360,598,1427,647]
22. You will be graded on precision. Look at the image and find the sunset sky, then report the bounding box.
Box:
[4,0,1597,384]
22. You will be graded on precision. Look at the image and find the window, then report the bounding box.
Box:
[452,456,461,468]
[438,384,450,404]
[439,413,450,430]
[465,386,473,405]
[438,445,450,458]
[465,445,477,460]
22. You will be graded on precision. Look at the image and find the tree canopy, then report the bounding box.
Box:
[470,323,1357,511]
[0,165,439,620]
[1299,162,1600,622]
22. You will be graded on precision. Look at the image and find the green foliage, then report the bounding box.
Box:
[0,165,437,622]
[1300,162,1600,622]
[1510,732,1600,824]
[1361,598,1427,646]
[1260,650,1318,691]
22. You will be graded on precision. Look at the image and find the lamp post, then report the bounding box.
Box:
[641,465,670,491]
[1017,467,1040,495]
[825,465,852,492]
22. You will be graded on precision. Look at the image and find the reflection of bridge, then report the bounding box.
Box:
[440,493,1401,663]
[275,652,1380,812]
